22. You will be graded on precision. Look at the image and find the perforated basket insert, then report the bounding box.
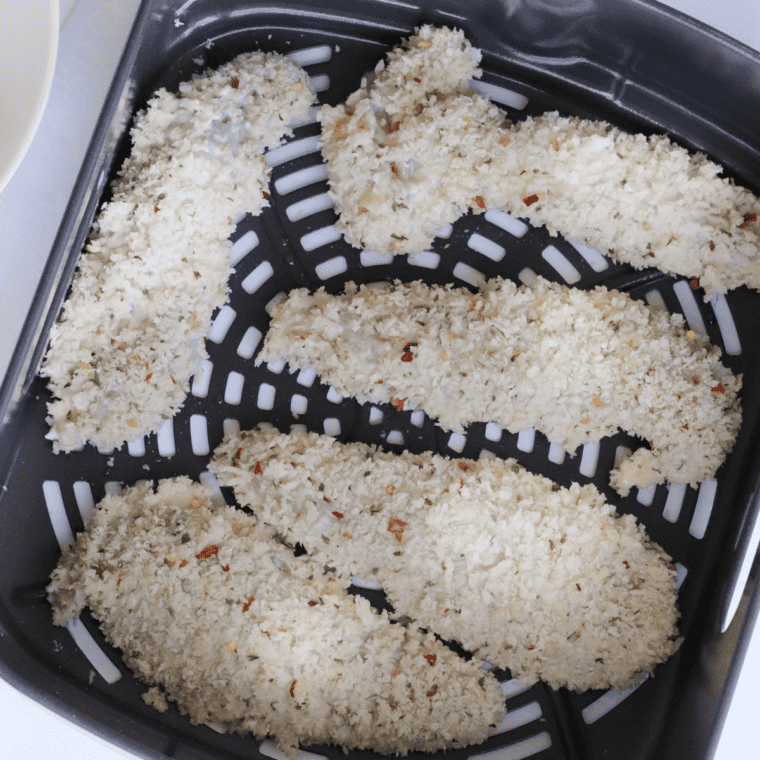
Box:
[2,2,760,760]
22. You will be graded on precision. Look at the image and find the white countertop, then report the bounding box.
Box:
[0,0,758,757]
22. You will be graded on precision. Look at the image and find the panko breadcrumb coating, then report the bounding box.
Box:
[41,52,315,453]
[210,427,682,692]
[48,477,505,757]
[257,277,741,496]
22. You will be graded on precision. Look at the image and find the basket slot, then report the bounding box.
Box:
[208,305,237,344]
[230,230,260,266]
[323,417,341,436]
[266,136,321,168]
[274,164,329,195]
[408,250,441,269]
[568,241,609,273]
[286,192,334,222]
[127,436,146,457]
[516,429,535,453]
[360,250,394,266]
[257,383,276,410]
[297,368,317,387]
[350,575,382,590]
[675,563,688,589]
[64,619,122,685]
[189,414,210,455]
[73,481,96,526]
[241,261,275,294]
[369,406,383,425]
[493,701,543,735]
[386,430,404,445]
[484,209,528,239]
[710,293,742,355]
[581,679,646,725]
[541,245,581,285]
[288,105,321,130]
[315,256,348,280]
[579,441,599,478]
[157,419,176,457]
[309,74,330,93]
[237,326,263,359]
[410,410,425,428]
[285,44,333,67]
[301,225,342,252]
[547,442,565,465]
[447,432,467,453]
[223,418,241,438]
[260,739,328,760]
[468,233,506,262]
[672,281,707,336]
[468,731,552,760]
[224,372,245,405]
[267,359,286,375]
[663,483,687,523]
[453,262,486,288]
[191,359,213,398]
[291,394,309,416]
[517,268,538,287]
[43,481,74,552]
[266,292,288,315]
[437,224,454,239]
[689,480,717,539]
[326,386,343,404]
[469,79,529,111]
[636,483,657,506]
[500,678,532,698]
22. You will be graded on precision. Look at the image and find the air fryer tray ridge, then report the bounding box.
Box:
[1,2,760,759]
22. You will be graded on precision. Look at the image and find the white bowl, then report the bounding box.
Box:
[0,0,59,193]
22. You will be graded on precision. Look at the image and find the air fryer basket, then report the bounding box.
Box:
[1,1,760,758]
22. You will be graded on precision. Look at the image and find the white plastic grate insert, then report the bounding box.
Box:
[257,383,276,410]
[297,368,317,387]
[323,418,341,436]
[309,74,330,93]
[326,386,343,404]
[223,418,241,439]
[499,678,531,698]
[369,406,384,425]
[291,394,308,416]
[386,430,404,445]
[410,410,425,427]
[267,359,286,375]
[582,678,646,724]
[518,268,538,287]
[485,422,502,442]
[547,442,565,464]
[127,436,146,458]
[360,250,394,266]
[260,739,328,760]
[43,480,74,552]
[636,483,657,507]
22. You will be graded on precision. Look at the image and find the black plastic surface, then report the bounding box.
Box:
[1,2,760,759]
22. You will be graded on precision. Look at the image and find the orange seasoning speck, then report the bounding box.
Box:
[387,518,408,543]
[523,194,539,206]
[712,383,725,393]
[390,397,408,412]
[690,278,700,289]
[231,77,240,89]
[253,461,263,475]
[221,565,230,572]
[242,596,255,612]
[196,545,219,560]
[424,654,437,667]
[457,462,471,472]
[234,448,242,461]
[332,511,344,520]
[474,195,485,209]
[290,680,297,698]
[179,559,188,568]
[401,353,414,363]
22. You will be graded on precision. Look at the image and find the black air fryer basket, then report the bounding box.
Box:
[1,1,760,758]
